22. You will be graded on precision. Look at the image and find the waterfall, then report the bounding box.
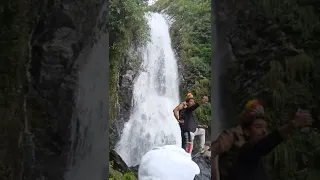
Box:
[116,13,182,167]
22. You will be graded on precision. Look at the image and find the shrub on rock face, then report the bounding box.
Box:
[109,161,136,180]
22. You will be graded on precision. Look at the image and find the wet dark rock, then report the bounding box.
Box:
[6,0,109,180]
[193,155,211,180]
[109,149,129,174]
[192,142,211,180]
[130,165,139,175]
[109,149,138,178]
[110,48,144,149]
[263,24,279,34]
[225,5,304,108]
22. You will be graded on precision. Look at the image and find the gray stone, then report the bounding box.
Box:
[21,1,108,179]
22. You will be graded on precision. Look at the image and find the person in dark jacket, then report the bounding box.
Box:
[181,96,209,154]
[228,110,313,180]
[212,100,264,180]
[211,100,313,180]
[173,93,208,152]
[173,93,193,149]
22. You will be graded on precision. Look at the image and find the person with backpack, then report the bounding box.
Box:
[181,96,209,154]
[173,93,208,153]
[211,100,263,180]
[173,92,193,123]
[211,125,245,180]
[211,100,313,180]
[231,110,312,180]
[173,92,194,149]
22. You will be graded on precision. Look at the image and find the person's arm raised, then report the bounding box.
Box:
[185,96,209,112]
[211,130,235,158]
[239,111,313,161]
[279,110,313,139]
[211,130,235,180]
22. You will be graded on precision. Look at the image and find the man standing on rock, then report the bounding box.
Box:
[180,96,209,154]
[173,92,194,149]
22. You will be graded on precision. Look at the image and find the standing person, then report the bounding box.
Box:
[173,92,193,121]
[211,124,245,180]
[211,99,313,180]
[173,92,194,149]
[228,110,312,180]
[182,96,209,154]
[211,100,264,180]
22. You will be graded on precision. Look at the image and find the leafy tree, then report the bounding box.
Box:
[109,0,149,121]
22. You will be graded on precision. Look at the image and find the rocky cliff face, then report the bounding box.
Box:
[109,47,143,149]
[212,0,306,128]
[225,3,301,108]
[215,1,320,179]
[1,0,108,179]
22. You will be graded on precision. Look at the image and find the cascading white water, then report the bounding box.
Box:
[116,13,182,167]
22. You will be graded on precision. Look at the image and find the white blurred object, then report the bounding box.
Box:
[148,0,156,5]
[138,145,200,180]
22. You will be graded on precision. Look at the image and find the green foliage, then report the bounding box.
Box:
[109,0,149,122]
[109,161,136,180]
[256,0,319,39]
[261,53,320,180]
[108,0,149,175]
[152,0,211,126]
[229,1,320,179]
